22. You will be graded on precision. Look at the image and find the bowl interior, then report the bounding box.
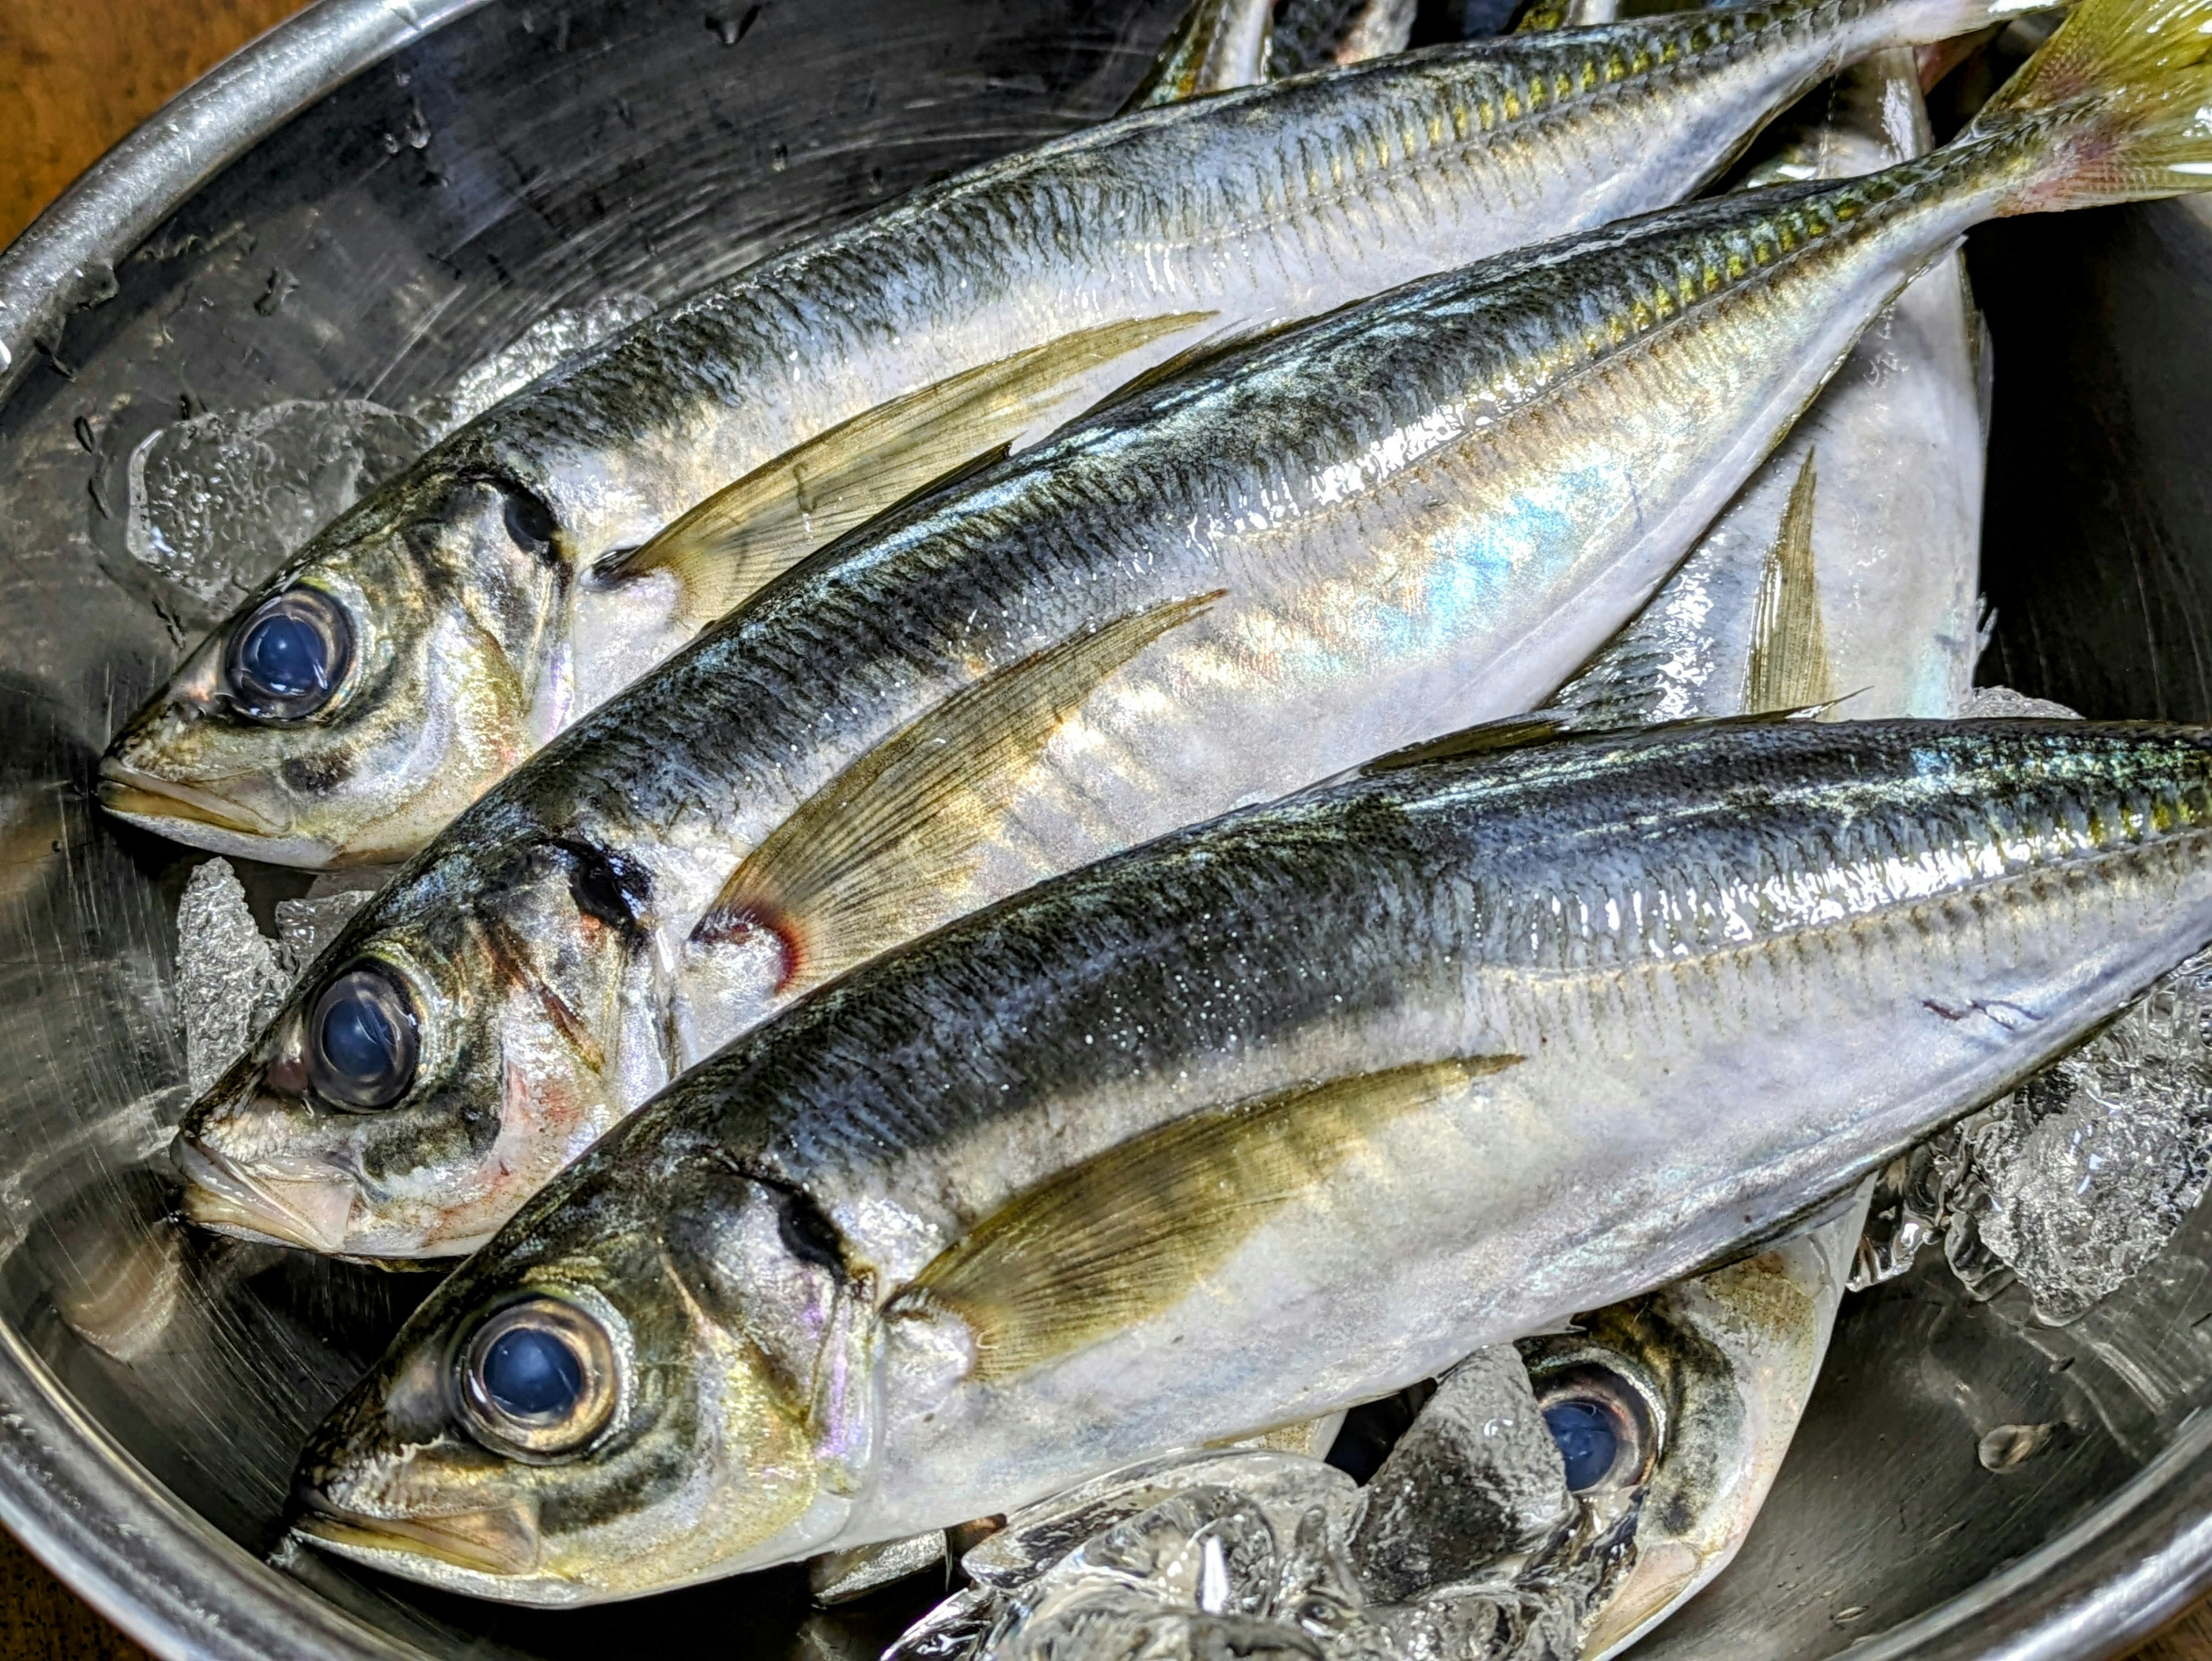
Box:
[2,1,2212,1654]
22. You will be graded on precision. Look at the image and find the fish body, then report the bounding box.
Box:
[1550,50,1986,730]
[103,0,2022,869]
[174,0,2212,1262]
[291,717,2212,1603]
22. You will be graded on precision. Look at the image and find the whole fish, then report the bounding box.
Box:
[290,716,2212,1603]
[172,0,2212,1264]
[103,0,2025,870]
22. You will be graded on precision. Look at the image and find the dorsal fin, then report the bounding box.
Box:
[689,592,1224,992]
[596,312,1213,629]
[1358,715,1573,775]
[1744,448,1835,715]
[888,1055,1519,1382]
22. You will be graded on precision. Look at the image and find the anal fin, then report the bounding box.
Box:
[690,591,1224,992]
[1744,448,1835,714]
[597,312,1213,629]
[888,1055,1520,1382]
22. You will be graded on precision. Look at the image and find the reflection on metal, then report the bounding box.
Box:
[0,0,497,407]
[2,0,2211,1655]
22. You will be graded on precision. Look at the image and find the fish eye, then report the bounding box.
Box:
[459,1296,620,1459]
[224,587,352,721]
[501,486,559,558]
[306,963,419,1111]
[1533,1363,1658,1496]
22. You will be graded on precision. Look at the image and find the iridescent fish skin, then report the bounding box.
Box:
[1550,50,1984,730]
[291,718,2212,1603]
[103,0,2022,869]
[172,0,2212,1262]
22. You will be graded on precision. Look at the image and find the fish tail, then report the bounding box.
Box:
[1962,0,2212,210]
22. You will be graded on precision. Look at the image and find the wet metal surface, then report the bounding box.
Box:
[2,0,2211,1655]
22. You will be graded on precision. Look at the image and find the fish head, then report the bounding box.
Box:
[173,826,668,1259]
[292,1153,861,1603]
[1522,1210,1857,1660]
[100,453,572,868]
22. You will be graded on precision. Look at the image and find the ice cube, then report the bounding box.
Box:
[124,400,429,610]
[173,858,285,1093]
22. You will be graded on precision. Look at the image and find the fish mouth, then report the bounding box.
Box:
[293,1490,544,1581]
[173,1135,358,1254]
[1581,1540,1710,1658]
[96,760,279,839]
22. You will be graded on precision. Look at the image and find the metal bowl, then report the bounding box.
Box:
[3,2,2211,1655]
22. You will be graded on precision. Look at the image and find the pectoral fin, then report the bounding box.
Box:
[1744,449,1835,715]
[890,1055,1518,1382]
[690,591,1224,990]
[598,312,1214,628]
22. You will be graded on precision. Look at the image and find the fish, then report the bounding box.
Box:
[170,0,2212,1265]
[101,0,2028,870]
[1524,1196,1867,1658]
[289,713,2212,1603]
[1548,50,1987,730]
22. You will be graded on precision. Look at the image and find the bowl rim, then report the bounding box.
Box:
[4,1,2212,1655]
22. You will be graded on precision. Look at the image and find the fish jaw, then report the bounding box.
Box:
[173,1136,359,1255]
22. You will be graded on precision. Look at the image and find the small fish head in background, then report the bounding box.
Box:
[291,1151,861,1603]
[1524,1213,1855,1659]
[100,452,571,869]
[172,820,668,1258]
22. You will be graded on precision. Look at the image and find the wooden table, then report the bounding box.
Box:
[1,2,2208,1656]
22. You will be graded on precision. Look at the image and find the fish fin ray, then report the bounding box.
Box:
[1744,448,1836,715]
[691,591,1224,989]
[892,1056,1519,1381]
[1122,0,1274,111]
[596,312,1214,627]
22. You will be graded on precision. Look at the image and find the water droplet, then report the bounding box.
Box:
[1977,1421,2058,1472]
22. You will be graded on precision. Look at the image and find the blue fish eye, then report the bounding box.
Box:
[460,1297,620,1458]
[1544,1398,1622,1492]
[225,588,351,721]
[307,965,418,1111]
[481,1325,584,1419]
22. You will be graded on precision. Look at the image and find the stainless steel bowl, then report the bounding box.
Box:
[3,2,2211,1655]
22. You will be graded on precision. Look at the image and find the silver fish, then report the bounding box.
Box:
[102,0,2024,870]
[1548,51,1987,730]
[290,714,2212,1603]
[171,0,2212,1265]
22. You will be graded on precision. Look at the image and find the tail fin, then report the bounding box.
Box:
[1965,0,2212,209]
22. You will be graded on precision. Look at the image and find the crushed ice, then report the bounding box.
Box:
[123,294,657,614]
[125,400,429,609]
[174,861,369,1092]
[889,1347,1630,1661]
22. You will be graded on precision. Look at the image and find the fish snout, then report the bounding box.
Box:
[173,1131,359,1254]
[290,1485,545,1581]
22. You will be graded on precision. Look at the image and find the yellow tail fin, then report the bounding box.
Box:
[1969,0,2212,209]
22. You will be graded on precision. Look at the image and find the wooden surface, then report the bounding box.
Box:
[1,2,2209,1658]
